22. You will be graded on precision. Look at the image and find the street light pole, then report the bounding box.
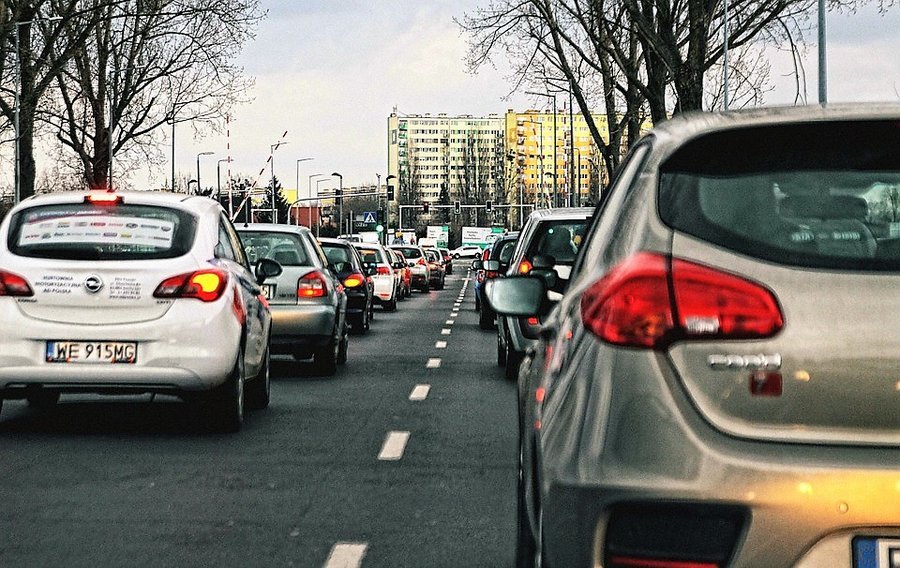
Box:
[526,90,558,207]
[270,141,288,223]
[216,158,230,203]
[316,177,333,236]
[294,157,314,225]
[386,174,397,243]
[196,151,214,195]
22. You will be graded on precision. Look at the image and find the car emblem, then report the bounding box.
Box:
[84,275,104,294]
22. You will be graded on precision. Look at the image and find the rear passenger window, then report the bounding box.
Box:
[659,120,900,271]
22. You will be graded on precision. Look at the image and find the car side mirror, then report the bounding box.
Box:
[471,259,483,270]
[483,260,500,271]
[485,277,545,316]
[363,263,377,276]
[255,258,282,285]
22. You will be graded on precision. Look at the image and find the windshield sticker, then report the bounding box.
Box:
[19,214,175,248]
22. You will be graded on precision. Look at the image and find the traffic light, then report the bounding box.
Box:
[334,188,342,197]
[454,200,461,215]
[377,208,386,224]
[386,186,394,201]
[423,201,430,214]
[485,200,492,213]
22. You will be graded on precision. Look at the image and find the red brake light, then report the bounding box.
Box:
[376,265,392,275]
[85,192,123,205]
[608,556,719,568]
[417,257,427,266]
[580,252,783,349]
[518,259,533,274]
[343,273,365,288]
[298,271,328,298]
[0,270,34,297]
[154,269,228,302]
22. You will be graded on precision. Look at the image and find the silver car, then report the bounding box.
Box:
[238,224,348,375]
[0,191,278,432]
[489,104,900,568]
[496,207,593,380]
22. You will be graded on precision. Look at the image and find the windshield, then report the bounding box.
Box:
[7,203,197,261]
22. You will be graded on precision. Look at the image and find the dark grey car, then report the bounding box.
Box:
[489,104,900,568]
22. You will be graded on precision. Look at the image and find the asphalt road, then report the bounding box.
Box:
[0,264,517,568]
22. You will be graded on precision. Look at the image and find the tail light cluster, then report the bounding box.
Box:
[416,257,427,266]
[376,265,392,276]
[604,503,746,568]
[0,270,34,297]
[343,273,366,288]
[580,252,783,349]
[518,259,533,275]
[154,269,228,302]
[298,271,328,298]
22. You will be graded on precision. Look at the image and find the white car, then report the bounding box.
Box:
[0,190,279,432]
[353,242,398,311]
[450,244,483,259]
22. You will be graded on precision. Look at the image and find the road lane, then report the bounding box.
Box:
[0,262,517,568]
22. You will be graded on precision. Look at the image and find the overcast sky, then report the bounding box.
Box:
[156,1,899,195]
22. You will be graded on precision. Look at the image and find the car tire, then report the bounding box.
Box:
[207,347,245,433]
[384,296,397,312]
[453,253,460,259]
[505,335,523,381]
[497,331,507,367]
[314,335,339,376]
[337,330,348,365]
[27,390,60,410]
[245,345,271,411]
[479,306,494,330]
[516,444,539,568]
[421,283,430,293]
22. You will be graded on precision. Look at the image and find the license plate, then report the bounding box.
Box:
[853,537,900,568]
[261,284,275,298]
[46,341,137,364]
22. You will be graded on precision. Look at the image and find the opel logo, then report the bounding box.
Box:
[84,275,104,294]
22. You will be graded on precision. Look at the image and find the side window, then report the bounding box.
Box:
[306,234,329,268]
[573,143,651,279]
[219,215,250,270]
[216,221,237,261]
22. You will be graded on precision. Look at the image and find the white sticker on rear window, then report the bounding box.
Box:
[18,214,175,248]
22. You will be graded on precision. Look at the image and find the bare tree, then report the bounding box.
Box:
[44,0,262,189]
[0,0,115,199]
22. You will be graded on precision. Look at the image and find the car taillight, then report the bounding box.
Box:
[518,259,533,274]
[343,273,365,288]
[0,270,33,297]
[154,269,228,302]
[581,252,783,349]
[298,271,328,298]
[417,257,426,266]
[376,265,391,275]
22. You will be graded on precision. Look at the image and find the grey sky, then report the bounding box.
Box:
[158,1,898,195]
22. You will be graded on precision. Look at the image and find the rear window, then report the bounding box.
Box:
[525,220,589,264]
[239,231,310,266]
[321,243,353,265]
[8,203,196,261]
[392,247,422,259]
[659,120,900,270]
[355,247,383,264]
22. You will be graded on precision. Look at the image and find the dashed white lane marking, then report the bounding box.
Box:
[454,303,461,307]
[441,328,452,335]
[445,320,454,325]
[324,542,368,568]
[409,384,431,401]
[426,358,442,368]
[435,341,447,349]
[378,431,410,461]
[451,308,459,313]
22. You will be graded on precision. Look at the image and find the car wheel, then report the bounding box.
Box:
[505,335,523,381]
[26,390,60,410]
[453,253,460,259]
[479,306,494,330]
[475,294,481,312]
[437,277,445,290]
[497,330,507,367]
[421,283,430,293]
[384,296,397,312]
[207,347,245,433]
[314,335,339,376]
[245,345,270,411]
[337,331,348,365]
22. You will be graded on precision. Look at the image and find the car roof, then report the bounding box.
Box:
[13,190,222,217]
[236,223,310,235]
[526,207,594,221]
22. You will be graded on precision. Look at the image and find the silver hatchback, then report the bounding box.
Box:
[489,104,900,568]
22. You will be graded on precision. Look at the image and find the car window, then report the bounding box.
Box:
[496,239,517,263]
[7,202,197,261]
[217,221,238,261]
[219,215,251,270]
[356,247,381,264]
[238,231,310,266]
[392,246,421,259]
[525,220,589,264]
[658,120,900,270]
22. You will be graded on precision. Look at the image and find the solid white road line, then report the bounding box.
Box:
[435,341,447,349]
[426,358,441,368]
[441,328,452,335]
[324,543,368,568]
[409,384,431,401]
[378,431,410,461]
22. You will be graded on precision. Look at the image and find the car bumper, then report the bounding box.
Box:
[0,299,241,393]
[270,303,337,339]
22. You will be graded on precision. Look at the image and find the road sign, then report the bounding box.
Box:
[362,211,376,224]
